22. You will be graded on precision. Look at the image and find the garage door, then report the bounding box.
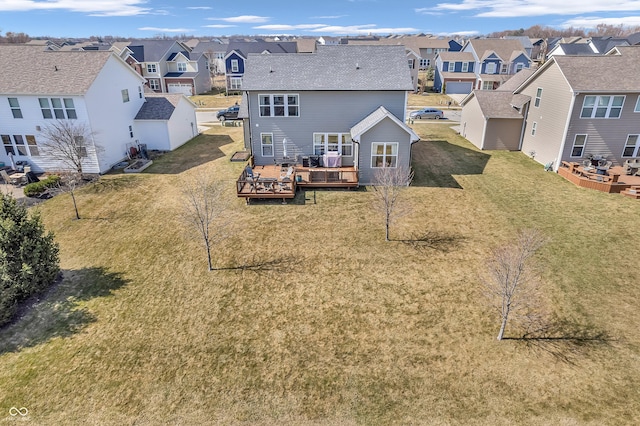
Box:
[445,81,473,94]
[167,83,193,96]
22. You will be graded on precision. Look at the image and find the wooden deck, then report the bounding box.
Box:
[236,164,359,203]
[557,161,640,195]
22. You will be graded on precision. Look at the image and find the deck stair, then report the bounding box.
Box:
[621,185,640,199]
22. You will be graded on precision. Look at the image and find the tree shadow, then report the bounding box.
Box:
[411,140,491,188]
[216,254,302,275]
[503,318,615,364]
[144,134,234,175]
[396,230,467,252]
[0,267,129,354]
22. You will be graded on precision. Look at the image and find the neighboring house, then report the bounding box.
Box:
[459,46,640,172]
[191,40,228,75]
[588,37,630,54]
[240,45,419,185]
[459,69,535,149]
[224,41,298,93]
[505,36,533,57]
[462,38,532,91]
[547,43,598,58]
[0,45,197,174]
[433,51,477,94]
[113,39,210,95]
[134,94,199,151]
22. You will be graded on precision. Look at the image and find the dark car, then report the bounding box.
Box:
[217,105,240,121]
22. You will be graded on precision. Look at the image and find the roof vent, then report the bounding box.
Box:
[356,63,360,69]
[54,65,58,71]
[269,66,273,73]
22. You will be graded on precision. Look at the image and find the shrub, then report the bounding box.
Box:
[0,194,60,326]
[23,175,61,197]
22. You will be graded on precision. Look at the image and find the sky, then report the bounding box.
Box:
[1,0,640,39]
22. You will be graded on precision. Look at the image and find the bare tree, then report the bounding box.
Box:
[57,172,83,220]
[372,165,414,242]
[484,229,547,341]
[39,120,95,177]
[181,174,229,271]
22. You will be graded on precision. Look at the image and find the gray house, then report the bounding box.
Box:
[240,45,419,185]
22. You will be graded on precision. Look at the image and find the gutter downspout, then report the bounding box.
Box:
[554,91,577,172]
[518,102,530,151]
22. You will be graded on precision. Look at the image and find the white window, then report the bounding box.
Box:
[635,96,640,112]
[426,48,433,54]
[216,53,224,60]
[485,62,496,74]
[230,77,242,90]
[408,59,414,69]
[580,95,625,118]
[534,88,542,108]
[149,79,159,90]
[1,134,39,156]
[482,81,493,90]
[571,134,587,157]
[447,62,454,72]
[531,122,537,136]
[261,133,273,157]
[500,63,508,74]
[312,133,352,156]
[39,97,76,119]
[259,94,299,117]
[128,125,134,138]
[462,62,468,72]
[622,134,640,157]
[516,63,524,72]
[146,63,157,73]
[231,59,239,73]
[8,98,22,118]
[122,89,130,103]
[74,136,87,157]
[177,62,187,72]
[371,142,398,168]
[419,58,428,68]
[138,86,143,99]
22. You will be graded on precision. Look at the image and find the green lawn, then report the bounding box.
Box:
[1,123,640,424]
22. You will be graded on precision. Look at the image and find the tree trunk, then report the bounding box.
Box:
[205,240,213,271]
[497,306,510,340]
[385,214,390,242]
[70,191,80,220]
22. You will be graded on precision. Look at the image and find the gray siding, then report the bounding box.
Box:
[247,90,406,167]
[563,93,640,166]
[484,118,523,150]
[519,62,573,168]
[460,95,486,149]
[358,117,413,185]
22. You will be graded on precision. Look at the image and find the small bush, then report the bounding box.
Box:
[23,175,61,197]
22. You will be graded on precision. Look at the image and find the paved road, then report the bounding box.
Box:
[407,109,461,123]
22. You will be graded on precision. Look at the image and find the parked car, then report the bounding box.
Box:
[217,105,240,121]
[410,108,444,120]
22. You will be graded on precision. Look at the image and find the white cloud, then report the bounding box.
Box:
[187,6,212,9]
[202,24,236,28]
[0,0,151,16]
[309,25,419,34]
[431,0,640,18]
[139,27,195,33]
[254,24,327,31]
[311,15,347,19]
[207,15,270,23]
[561,15,640,27]
[438,30,480,36]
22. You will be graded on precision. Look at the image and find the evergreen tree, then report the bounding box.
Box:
[0,194,59,326]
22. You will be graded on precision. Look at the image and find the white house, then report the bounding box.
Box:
[0,45,198,174]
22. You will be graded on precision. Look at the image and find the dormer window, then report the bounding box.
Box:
[231,59,239,73]
[147,63,157,73]
[177,62,187,72]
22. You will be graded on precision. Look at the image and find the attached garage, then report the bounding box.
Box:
[445,81,473,94]
[167,83,193,96]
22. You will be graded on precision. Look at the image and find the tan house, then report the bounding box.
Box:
[460,46,640,171]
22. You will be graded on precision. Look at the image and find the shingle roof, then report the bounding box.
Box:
[242,45,413,91]
[0,45,113,95]
[226,41,298,58]
[350,106,419,142]
[438,51,475,61]
[191,40,227,54]
[472,90,526,119]
[589,37,629,53]
[127,39,180,62]
[552,48,640,91]
[553,43,597,55]
[496,68,535,92]
[135,94,183,120]
[467,38,529,62]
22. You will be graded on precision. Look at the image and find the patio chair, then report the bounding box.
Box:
[245,166,261,192]
[0,170,21,185]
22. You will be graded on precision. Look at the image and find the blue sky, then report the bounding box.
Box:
[2,0,640,38]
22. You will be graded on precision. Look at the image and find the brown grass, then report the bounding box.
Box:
[1,123,639,424]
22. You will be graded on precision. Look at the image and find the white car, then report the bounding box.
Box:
[410,108,444,120]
